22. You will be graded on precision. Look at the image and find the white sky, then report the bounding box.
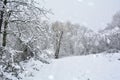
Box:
[42,0,120,31]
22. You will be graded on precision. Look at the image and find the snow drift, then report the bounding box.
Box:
[21,53,120,80]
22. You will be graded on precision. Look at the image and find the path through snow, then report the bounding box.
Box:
[22,53,120,80]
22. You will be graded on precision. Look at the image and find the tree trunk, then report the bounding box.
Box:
[0,11,4,33]
[0,0,7,33]
[1,0,8,47]
[2,20,8,47]
[55,31,63,59]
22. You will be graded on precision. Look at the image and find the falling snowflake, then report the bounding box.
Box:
[48,75,54,80]
[77,0,84,2]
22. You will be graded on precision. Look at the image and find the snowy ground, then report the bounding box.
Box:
[21,53,120,80]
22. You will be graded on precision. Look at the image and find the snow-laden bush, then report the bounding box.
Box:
[0,47,24,80]
[0,46,51,80]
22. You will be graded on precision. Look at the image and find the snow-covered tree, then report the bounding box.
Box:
[0,0,51,79]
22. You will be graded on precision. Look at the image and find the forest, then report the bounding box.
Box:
[0,0,120,80]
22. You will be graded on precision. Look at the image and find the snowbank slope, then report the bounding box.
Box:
[23,53,120,80]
